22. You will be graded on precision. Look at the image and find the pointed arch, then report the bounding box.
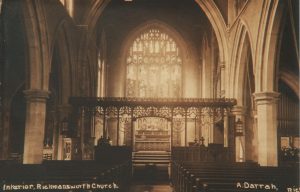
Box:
[194,0,228,62]
[230,21,257,162]
[80,0,229,96]
[279,70,299,98]
[200,32,215,98]
[255,0,285,92]
[22,0,51,91]
[82,0,228,64]
[50,22,74,104]
[75,0,228,98]
[230,21,254,106]
[108,20,198,98]
[191,0,232,99]
[121,20,190,60]
[76,0,110,96]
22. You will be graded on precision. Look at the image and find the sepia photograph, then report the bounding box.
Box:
[0,0,299,191]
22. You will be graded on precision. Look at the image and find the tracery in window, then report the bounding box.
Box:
[126,28,182,98]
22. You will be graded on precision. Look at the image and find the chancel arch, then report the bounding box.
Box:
[104,21,200,152]
[80,0,229,99]
[107,20,199,98]
[79,0,229,95]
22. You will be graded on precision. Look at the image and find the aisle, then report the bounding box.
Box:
[130,158,172,192]
[129,184,173,192]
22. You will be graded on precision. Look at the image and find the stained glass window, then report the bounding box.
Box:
[126,28,182,98]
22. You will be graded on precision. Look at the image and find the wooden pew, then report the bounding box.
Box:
[0,147,133,191]
[171,161,299,192]
[0,161,131,191]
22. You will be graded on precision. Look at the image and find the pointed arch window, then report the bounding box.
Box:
[126,28,182,98]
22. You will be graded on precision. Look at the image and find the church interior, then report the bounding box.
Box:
[0,0,299,191]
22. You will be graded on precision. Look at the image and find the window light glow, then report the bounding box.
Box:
[126,28,182,98]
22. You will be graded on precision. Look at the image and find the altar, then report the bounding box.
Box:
[134,117,171,151]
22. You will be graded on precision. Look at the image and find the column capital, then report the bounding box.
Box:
[23,89,50,102]
[253,92,280,105]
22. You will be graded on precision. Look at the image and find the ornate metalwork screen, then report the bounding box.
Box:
[69,97,236,155]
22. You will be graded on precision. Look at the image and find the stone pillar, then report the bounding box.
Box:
[23,89,49,164]
[232,106,246,162]
[254,92,280,166]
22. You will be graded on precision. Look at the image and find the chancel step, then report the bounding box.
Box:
[133,151,171,166]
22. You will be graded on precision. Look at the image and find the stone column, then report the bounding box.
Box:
[254,92,280,166]
[23,89,49,164]
[232,106,246,162]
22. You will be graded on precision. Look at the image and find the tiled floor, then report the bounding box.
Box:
[129,185,173,192]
